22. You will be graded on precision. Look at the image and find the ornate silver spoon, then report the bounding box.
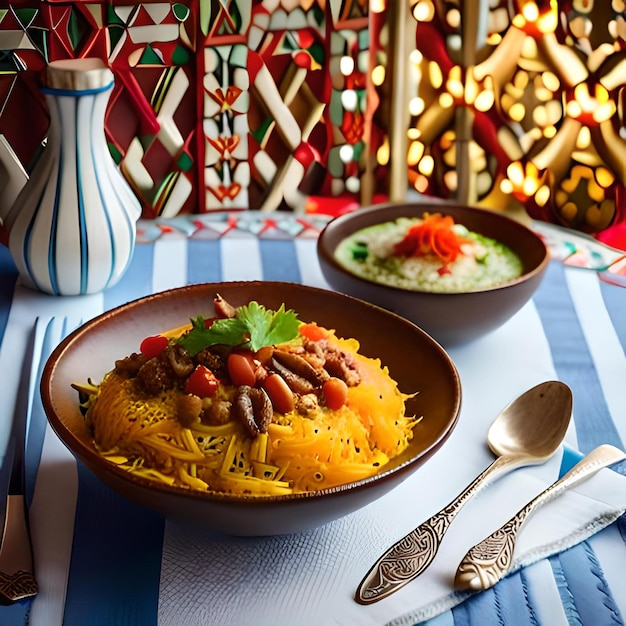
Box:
[355,380,572,604]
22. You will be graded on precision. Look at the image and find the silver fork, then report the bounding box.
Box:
[0,317,69,603]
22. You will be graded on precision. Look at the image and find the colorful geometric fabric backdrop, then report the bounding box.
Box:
[0,1,624,241]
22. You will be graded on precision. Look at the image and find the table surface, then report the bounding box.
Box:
[0,212,625,626]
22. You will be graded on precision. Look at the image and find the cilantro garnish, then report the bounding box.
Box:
[178,301,301,355]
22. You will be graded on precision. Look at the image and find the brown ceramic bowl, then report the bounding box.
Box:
[317,203,549,346]
[41,281,461,536]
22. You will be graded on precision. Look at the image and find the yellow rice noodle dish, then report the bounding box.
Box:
[74,296,417,497]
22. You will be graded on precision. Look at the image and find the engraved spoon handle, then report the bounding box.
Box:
[355,453,529,604]
[455,444,626,592]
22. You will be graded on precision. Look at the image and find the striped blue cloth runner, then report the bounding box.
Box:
[0,230,625,626]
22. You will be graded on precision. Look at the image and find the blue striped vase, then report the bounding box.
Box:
[2,58,141,296]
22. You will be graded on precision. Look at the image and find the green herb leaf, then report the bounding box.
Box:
[178,301,301,355]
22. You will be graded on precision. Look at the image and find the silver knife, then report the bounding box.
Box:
[0,323,39,604]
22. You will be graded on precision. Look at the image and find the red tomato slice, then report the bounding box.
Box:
[185,365,219,398]
[227,352,257,387]
[140,335,168,359]
[322,377,348,410]
[299,323,328,342]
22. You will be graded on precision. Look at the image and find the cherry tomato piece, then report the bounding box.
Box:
[299,323,328,342]
[323,377,348,410]
[227,352,257,387]
[185,365,219,398]
[140,335,168,359]
[263,373,295,414]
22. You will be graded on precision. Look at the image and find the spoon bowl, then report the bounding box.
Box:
[355,380,573,604]
[487,381,573,460]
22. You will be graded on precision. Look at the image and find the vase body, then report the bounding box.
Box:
[3,59,141,296]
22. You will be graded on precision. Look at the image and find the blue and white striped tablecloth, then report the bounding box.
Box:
[0,221,625,626]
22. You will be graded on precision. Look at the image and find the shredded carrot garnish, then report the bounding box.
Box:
[393,213,470,264]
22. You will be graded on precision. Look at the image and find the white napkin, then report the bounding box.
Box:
[156,445,626,626]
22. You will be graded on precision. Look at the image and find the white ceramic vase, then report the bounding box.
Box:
[2,58,141,296]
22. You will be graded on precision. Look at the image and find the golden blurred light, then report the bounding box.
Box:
[443,145,456,167]
[560,201,578,221]
[535,184,551,207]
[407,140,425,166]
[439,92,454,108]
[408,127,421,140]
[545,100,563,124]
[533,105,547,126]
[468,144,487,172]
[377,139,390,166]
[504,160,547,200]
[509,102,526,122]
[413,0,435,22]
[593,102,617,124]
[446,67,464,100]
[507,162,525,187]
[535,86,553,102]
[567,82,617,124]
[409,96,425,116]
[542,71,560,92]
[414,174,430,193]
[570,16,592,39]
[372,64,385,86]
[521,36,538,59]
[513,71,530,90]
[501,93,516,111]
[409,49,423,66]
[428,61,443,89]
[521,2,539,22]
[464,73,479,104]
[523,173,540,196]
[566,100,583,118]
[577,126,591,149]
[573,0,593,13]
[440,130,456,150]
[596,167,615,188]
[544,126,557,139]
[446,8,461,29]
[500,178,514,194]
[474,89,494,112]
[542,9,560,33]
[588,179,605,202]
[418,155,434,176]
[443,170,458,191]
[370,0,386,13]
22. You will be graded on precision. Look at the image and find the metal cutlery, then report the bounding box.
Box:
[455,443,626,591]
[355,381,572,604]
[0,324,39,603]
[0,316,71,604]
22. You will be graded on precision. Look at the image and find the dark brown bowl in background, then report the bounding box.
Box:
[41,281,461,536]
[317,203,549,347]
